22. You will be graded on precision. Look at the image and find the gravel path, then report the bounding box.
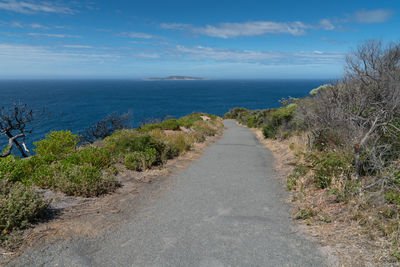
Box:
[10,120,326,266]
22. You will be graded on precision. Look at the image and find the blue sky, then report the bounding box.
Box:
[0,0,398,79]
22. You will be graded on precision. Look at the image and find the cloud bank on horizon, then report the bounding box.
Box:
[0,0,398,79]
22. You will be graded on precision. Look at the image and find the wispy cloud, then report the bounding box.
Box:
[319,19,335,30]
[354,9,394,23]
[0,0,73,14]
[174,46,344,65]
[30,23,49,29]
[10,21,23,28]
[0,43,119,64]
[121,31,157,39]
[28,32,80,38]
[0,21,60,29]
[161,21,309,38]
[134,52,160,59]
[63,44,93,49]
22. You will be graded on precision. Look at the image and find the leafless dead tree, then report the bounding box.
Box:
[298,40,400,179]
[0,103,45,157]
[80,112,132,144]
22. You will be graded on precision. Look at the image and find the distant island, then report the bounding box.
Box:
[143,76,206,81]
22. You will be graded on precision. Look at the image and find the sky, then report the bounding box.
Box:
[0,0,399,79]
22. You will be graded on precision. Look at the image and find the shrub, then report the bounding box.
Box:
[308,152,353,189]
[160,119,181,130]
[0,156,31,183]
[223,107,248,119]
[125,148,157,171]
[138,119,181,132]
[34,131,78,162]
[106,131,179,164]
[164,132,193,153]
[63,147,112,169]
[32,162,118,197]
[0,180,48,247]
[309,84,333,96]
[193,121,217,137]
[247,115,256,128]
[262,123,278,139]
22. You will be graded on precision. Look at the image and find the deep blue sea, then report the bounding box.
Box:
[0,79,327,150]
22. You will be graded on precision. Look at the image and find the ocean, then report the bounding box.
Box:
[0,79,327,150]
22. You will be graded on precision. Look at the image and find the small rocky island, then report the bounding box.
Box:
[144,76,206,81]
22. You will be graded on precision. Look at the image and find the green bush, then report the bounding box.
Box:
[63,147,112,169]
[125,148,157,171]
[160,119,180,130]
[34,131,78,162]
[139,119,183,132]
[308,152,353,189]
[106,131,178,164]
[0,180,48,247]
[223,107,249,119]
[286,164,310,191]
[0,156,33,183]
[262,123,278,139]
[32,162,118,197]
[247,115,256,128]
[193,121,217,137]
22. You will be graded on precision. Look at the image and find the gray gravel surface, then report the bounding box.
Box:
[9,120,326,267]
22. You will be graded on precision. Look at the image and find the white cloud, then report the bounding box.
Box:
[319,19,335,30]
[0,43,119,64]
[30,23,49,29]
[160,23,190,30]
[10,21,23,28]
[354,9,393,23]
[134,52,160,59]
[0,0,73,14]
[161,21,309,38]
[63,44,93,49]
[174,46,344,65]
[28,32,80,38]
[122,32,156,39]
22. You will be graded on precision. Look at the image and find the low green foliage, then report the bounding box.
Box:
[392,250,400,261]
[385,191,400,206]
[0,180,48,247]
[306,152,353,189]
[0,156,34,183]
[262,123,278,139]
[63,147,112,169]
[193,121,218,137]
[31,162,119,197]
[224,104,297,139]
[34,131,79,162]
[295,208,316,220]
[125,148,157,171]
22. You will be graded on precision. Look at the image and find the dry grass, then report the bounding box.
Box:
[249,126,400,266]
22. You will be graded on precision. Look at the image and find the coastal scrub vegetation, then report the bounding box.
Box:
[0,112,223,248]
[224,40,400,263]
